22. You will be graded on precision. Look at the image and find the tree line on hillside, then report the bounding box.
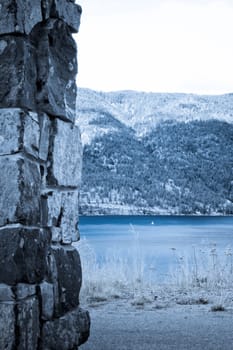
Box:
[79,119,233,215]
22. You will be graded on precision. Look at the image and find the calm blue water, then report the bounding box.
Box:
[79,216,233,281]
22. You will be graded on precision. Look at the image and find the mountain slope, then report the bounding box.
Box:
[76,88,233,215]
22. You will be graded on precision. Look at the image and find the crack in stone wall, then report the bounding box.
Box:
[0,1,90,349]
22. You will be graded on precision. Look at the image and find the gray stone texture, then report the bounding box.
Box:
[0,109,40,157]
[0,302,15,349]
[0,35,37,110]
[0,227,49,285]
[0,0,81,35]
[23,112,40,158]
[0,109,22,155]
[39,281,54,320]
[42,307,90,350]
[0,0,89,348]
[41,0,82,32]
[32,19,78,122]
[0,5,80,122]
[39,113,51,161]
[0,283,14,302]
[44,189,80,243]
[47,118,82,187]
[48,245,82,316]
[0,156,41,226]
[15,283,37,300]
[0,283,37,302]
[49,0,82,33]
[17,297,40,350]
[50,226,62,243]
[0,0,42,35]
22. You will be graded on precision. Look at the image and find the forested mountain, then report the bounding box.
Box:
[76,88,233,215]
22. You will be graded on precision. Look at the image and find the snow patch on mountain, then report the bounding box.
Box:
[76,88,233,140]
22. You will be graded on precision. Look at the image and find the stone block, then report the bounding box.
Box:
[39,281,54,320]
[0,109,40,157]
[51,226,62,243]
[0,302,15,349]
[0,227,50,285]
[48,245,81,316]
[24,112,40,158]
[0,109,21,155]
[41,0,82,32]
[50,0,82,33]
[0,36,37,110]
[39,113,51,161]
[0,284,14,302]
[41,307,90,350]
[43,190,80,243]
[16,284,37,300]
[17,296,40,350]
[47,118,82,187]
[0,156,41,226]
[0,0,42,35]
[32,19,77,122]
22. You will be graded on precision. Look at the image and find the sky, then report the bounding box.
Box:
[75,0,233,94]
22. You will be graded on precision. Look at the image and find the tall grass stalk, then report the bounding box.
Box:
[169,244,233,290]
[75,225,151,303]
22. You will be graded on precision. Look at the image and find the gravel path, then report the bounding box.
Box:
[81,301,233,350]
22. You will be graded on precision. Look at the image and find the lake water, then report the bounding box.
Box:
[78,216,233,282]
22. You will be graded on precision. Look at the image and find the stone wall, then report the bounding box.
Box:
[0,1,90,349]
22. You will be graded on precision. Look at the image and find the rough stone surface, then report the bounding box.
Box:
[16,284,37,300]
[0,30,77,121]
[0,0,42,35]
[32,19,77,122]
[50,226,62,243]
[41,0,82,32]
[0,109,22,155]
[48,245,82,316]
[0,36,37,110]
[0,0,89,348]
[39,281,54,320]
[0,156,41,226]
[0,227,49,285]
[42,0,53,20]
[47,118,82,187]
[44,190,80,243]
[24,112,40,158]
[17,297,40,350]
[50,0,82,33]
[0,109,40,157]
[0,4,80,120]
[42,307,90,350]
[0,302,15,349]
[0,284,14,301]
[39,113,51,161]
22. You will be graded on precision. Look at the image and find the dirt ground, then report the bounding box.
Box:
[81,300,233,350]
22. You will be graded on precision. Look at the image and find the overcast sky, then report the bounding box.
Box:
[76,0,233,94]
